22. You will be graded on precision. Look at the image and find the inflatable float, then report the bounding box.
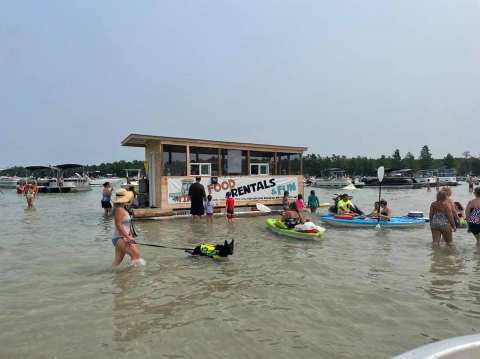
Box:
[266,218,325,239]
[320,214,426,228]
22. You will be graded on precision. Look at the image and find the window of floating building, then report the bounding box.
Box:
[189,147,219,176]
[162,145,187,176]
[290,153,302,175]
[221,149,248,175]
[249,151,275,175]
[277,153,290,175]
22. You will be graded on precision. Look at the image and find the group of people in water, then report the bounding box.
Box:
[188,177,236,223]
[429,186,480,246]
[107,174,480,267]
[15,181,38,209]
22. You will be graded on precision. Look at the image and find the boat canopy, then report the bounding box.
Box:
[25,165,55,171]
[55,164,84,170]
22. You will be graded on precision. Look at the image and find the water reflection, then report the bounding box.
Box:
[428,247,465,303]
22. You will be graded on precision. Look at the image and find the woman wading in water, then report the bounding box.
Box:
[465,187,480,245]
[429,190,456,246]
[112,189,144,267]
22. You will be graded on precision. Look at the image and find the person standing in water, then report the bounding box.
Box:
[429,190,456,246]
[465,187,480,245]
[112,189,144,267]
[24,183,35,209]
[441,187,460,228]
[205,194,215,224]
[225,192,235,223]
[188,177,206,219]
[101,182,113,215]
[307,190,320,214]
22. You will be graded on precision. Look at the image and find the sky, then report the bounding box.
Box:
[1,0,479,168]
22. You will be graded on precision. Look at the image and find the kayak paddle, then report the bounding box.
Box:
[376,166,385,230]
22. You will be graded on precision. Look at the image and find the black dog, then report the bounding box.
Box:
[190,240,234,258]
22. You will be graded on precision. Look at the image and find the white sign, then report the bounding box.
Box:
[167,176,299,204]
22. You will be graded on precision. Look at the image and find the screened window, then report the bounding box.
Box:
[190,147,219,176]
[221,149,248,175]
[277,153,290,175]
[163,145,187,176]
[290,153,302,175]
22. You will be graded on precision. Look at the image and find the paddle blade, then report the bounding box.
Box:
[256,203,271,213]
[377,166,385,183]
[319,202,331,208]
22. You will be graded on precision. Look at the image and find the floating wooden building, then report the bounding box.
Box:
[121,134,306,216]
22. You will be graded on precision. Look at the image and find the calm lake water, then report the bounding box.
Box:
[1,185,480,358]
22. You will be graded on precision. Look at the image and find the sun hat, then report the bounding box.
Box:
[113,188,134,204]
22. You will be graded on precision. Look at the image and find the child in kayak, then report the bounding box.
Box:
[307,190,320,213]
[295,194,305,212]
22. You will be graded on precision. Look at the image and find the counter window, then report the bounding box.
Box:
[249,151,275,175]
[190,163,211,176]
[250,163,269,175]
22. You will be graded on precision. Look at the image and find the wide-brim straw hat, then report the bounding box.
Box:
[113,188,134,204]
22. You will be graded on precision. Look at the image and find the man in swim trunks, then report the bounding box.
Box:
[188,177,206,219]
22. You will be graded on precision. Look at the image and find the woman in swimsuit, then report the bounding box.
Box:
[441,187,460,228]
[112,189,143,267]
[429,190,456,246]
[24,183,35,209]
[465,187,480,245]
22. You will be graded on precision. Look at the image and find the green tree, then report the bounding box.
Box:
[392,149,402,168]
[419,145,433,169]
[443,153,456,168]
[402,152,416,169]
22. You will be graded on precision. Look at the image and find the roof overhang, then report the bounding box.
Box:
[121,133,307,153]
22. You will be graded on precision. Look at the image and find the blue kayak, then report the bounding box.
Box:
[320,214,426,228]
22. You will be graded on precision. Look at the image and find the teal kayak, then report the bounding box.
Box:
[266,218,325,239]
[320,214,426,228]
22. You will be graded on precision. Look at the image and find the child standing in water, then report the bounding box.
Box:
[226,192,235,223]
[282,191,290,211]
[307,190,320,213]
[205,195,215,223]
[295,194,305,212]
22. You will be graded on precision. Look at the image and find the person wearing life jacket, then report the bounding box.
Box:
[337,193,363,215]
[337,194,353,214]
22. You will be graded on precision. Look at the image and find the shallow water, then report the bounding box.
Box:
[1,185,480,358]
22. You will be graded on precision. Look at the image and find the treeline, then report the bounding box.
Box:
[304,146,480,177]
[0,160,145,177]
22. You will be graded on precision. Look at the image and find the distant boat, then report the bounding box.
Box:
[25,164,91,193]
[0,176,22,189]
[312,168,354,188]
[362,169,423,189]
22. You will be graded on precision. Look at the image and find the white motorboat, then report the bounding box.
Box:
[121,168,143,191]
[415,170,435,187]
[434,168,458,186]
[25,164,91,193]
[0,176,22,189]
[90,176,123,186]
[393,333,480,358]
[312,169,354,188]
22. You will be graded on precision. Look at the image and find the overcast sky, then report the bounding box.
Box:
[1,0,479,168]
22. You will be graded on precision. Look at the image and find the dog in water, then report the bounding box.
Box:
[190,240,234,259]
